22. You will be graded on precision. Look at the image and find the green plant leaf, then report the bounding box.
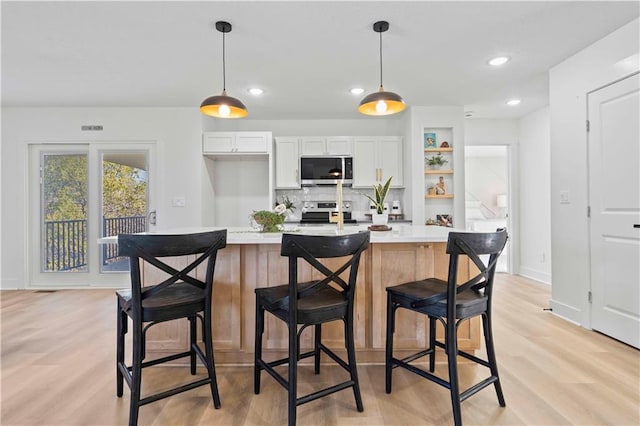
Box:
[359,176,392,214]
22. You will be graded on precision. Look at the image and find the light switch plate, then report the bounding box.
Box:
[172,197,186,207]
[559,190,570,204]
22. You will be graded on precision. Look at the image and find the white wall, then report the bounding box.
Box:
[1,107,203,289]
[518,107,552,284]
[549,18,639,325]
[464,119,519,146]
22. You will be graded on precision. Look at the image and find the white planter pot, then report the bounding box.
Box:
[372,213,389,226]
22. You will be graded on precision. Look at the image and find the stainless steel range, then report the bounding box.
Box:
[300,201,357,224]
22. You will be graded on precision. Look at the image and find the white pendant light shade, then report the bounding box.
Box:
[200,21,248,118]
[359,21,405,116]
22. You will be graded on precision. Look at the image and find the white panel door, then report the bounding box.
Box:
[353,137,378,187]
[235,132,269,153]
[378,136,403,186]
[326,137,352,155]
[588,72,640,348]
[274,137,300,188]
[300,137,326,156]
[203,132,234,153]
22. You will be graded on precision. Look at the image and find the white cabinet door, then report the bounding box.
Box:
[275,138,300,188]
[353,136,403,187]
[326,137,352,155]
[203,132,235,153]
[379,136,403,186]
[353,137,378,187]
[300,137,326,156]
[203,132,270,154]
[300,137,352,155]
[236,132,270,153]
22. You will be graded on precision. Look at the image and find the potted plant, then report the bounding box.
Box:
[250,204,286,232]
[426,152,448,169]
[361,177,392,226]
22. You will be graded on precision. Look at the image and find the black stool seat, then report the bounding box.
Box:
[255,281,348,324]
[387,278,488,319]
[385,229,508,426]
[117,283,206,323]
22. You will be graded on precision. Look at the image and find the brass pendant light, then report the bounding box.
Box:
[200,21,248,118]
[358,21,406,116]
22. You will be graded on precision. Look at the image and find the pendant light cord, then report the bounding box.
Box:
[379,29,383,88]
[222,30,226,92]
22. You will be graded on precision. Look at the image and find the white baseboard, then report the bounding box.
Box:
[549,299,582,325]
[518,266,551,285]
[0,277,21,290]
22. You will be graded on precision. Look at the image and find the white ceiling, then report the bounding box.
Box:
[2,1,638,120]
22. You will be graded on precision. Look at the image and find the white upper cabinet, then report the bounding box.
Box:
[300,137,351,156]
[203,131,271,154]
[274,137,300,188]
[353,136,403,187]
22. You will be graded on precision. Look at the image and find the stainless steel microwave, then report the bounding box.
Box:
[300,156,353,186]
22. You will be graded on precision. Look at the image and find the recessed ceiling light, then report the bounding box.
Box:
[507,99,521,106]
[248,88,264,95]
[488,56,510,66]
[350,87,365,95]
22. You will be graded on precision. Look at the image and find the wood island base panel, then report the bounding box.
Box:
[129,225,480,365]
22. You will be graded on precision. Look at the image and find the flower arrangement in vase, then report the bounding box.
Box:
[274,195,296,218]
[250,204,286,232]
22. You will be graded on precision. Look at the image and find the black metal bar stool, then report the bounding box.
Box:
[385,229,508,426]
[254,231,370,426]
[116,230,227,426]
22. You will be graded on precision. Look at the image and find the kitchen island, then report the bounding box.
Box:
[119,225,480,364]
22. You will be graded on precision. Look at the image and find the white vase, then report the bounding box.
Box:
[372,212,389,226]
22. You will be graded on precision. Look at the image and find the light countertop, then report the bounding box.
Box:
[98,224,460,245]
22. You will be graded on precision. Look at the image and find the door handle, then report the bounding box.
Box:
[148,210,157,226]
[634,224,640,228]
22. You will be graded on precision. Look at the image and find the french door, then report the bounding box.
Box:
[28,142,156,288]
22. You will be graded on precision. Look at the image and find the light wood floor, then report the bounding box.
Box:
[2,275,639,425]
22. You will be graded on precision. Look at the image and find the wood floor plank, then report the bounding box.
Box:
[2,275,639,425]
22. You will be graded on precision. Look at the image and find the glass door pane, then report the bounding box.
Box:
[41,153,88,272]
[100,151,148,273]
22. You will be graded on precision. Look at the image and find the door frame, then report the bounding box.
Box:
[27,141,156,288]
[463,144,515,274]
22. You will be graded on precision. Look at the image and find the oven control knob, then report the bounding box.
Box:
[344,203,350,209]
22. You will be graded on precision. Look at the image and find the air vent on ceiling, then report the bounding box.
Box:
[81,125,103,131]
